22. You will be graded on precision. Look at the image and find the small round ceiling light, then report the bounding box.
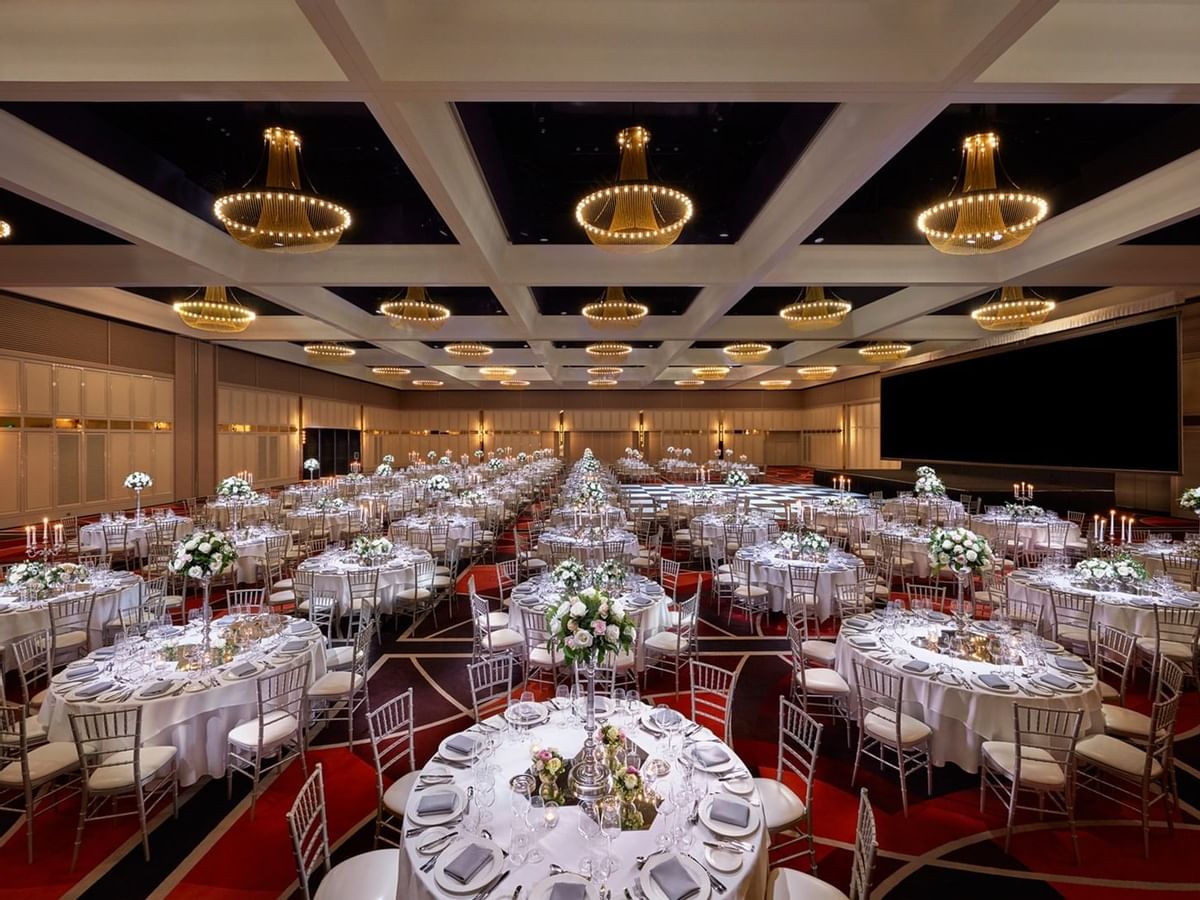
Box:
[588,378,619,388]
[378,286,451,331]
[723,342,771,363]
[501,380,530,389]
[586,366,623,377]
[444,342,493,359]
[760,379,792,390]
[586,342,632,360]
[304,342,355,362]
[371,366,412,376]
[478,366,517,380]
[692,366,730,381]
[970,285,1056,331]
[674,379,704,388]
[796,366,837,381]
[412,379,443,389]
[173,286,256,334]
[0,219,11,239]
[858,342,912,362]
[779,286,852,331]
[582,286,649,328]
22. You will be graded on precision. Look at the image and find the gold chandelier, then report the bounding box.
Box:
[304,342,355,362]
[858,342,911,362]
[588,378,618,388]
[760,379,791,390]
[479,366,517,380]
[582,286,649,328]
[413,379,443,388]
[917,132,1048,255]
[587,367,623,377]
[692,366,730,381]
[501,380,529,389]
[723,343,771,363]
[214,127,350,254]
[971,285,1056,331]
[779,286,852,331]
[371,366,411,376]
[378,287,451,330]
[0,219,10,239]
[575,125,693,253]
[444,342,493,359]
[675,379,704,388]
[586,342,632,360]
[173,286,256,334]
[797,365,837,381]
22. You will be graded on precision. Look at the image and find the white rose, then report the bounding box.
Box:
[558,602,570,618]
[576,631,592,648]
[550,617,562,635]
[187,566,202,578]
[966,550,978,562]
[623,625,636,640]
[941,539,952,550]
[185,539,198,551]
[198,542,212,554]
[606,624,619,642]
[570,601,587,618]
[610,599,625,617]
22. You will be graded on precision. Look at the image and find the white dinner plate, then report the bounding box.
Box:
[971,674,1017,693]
[641,708,685,734]
[222,661,265,681]
[1037,674,1082,693]
[408,783,465,827]
[432,837,504,895]
[686,741,735,774]
[698,795,759,838]
[413,826,454,854]
[528,874,600,900]
[1050,657,1094,677]
[438,733,480,762]
[639,852,712,900]
[504,702,549,727]
[705,845,743,873]
[721,774,755,796]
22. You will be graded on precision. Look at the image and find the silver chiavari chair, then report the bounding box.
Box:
[753,695,823,871]
[688,659,738,743]
[851,659,933,816]
[365,689,416,848]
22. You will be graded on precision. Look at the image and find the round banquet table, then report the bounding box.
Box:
[231,525,293,584]
[537,528,639,562]
[207,497,272,527]
[397,702,769,900]
[296,546,434,616]
[0,571,142,660]
[692,514,773,560]
[882,497,965,524]
[396,514,484,546]
[807,504,881,537]
[736,545,864,619]
[287,507,355,542]
[834,615,1103,771]
[80,514,193,556]
[972,514,1082,550]
[551,505,628,530]
[873,526,936,578]
[1129,541,1200,576]
[38,613,326,785]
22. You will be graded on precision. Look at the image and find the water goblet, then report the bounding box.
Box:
[555,684,570,712]
[599,797,622,881]
[613,688,626,724]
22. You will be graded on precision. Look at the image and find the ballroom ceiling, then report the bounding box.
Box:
[0,0,1196,390]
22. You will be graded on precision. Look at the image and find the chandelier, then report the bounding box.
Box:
[575,125,694,253]
[917,132,1048,255]
[586,342,632,360]
[444,342,493,359]
[214,127,350,254]
[858,342,911,362]
[674,379,704,388]
[173,286,256,334]
[501,380,529,389]
[582,286,649,328]
[588,378,618,388]
[779,286,852,331]
[371,367,411,376]
[412,379,443,388]
[304,342,355,362]
[692,366,730,381]
[797,366,837,381]
[971,285,1055,330]
[760,379,791,390]
[378,287,451,330]
[723,343,771,363]
[479,366,517,380]
[0,219,10,239]
[586,366,623,377]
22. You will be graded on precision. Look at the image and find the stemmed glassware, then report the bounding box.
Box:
[598,797,622,882]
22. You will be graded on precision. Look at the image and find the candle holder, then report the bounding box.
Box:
[26,540,65,565]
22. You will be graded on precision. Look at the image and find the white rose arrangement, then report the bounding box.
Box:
[724,448,733,459]
[426,450,437,461]
[315,496,345,512]
[426,474,452,493]
[682,447,692,457]
[798,530,831,557]
[579,456,601,473]
[7,561,47,588]
[1180,487,1200,512]
[592,557,627,588]
[1074,557,1115,582]
[474,449,484,459]
[928,526,993,575]
[374,463,393,477]
[666,446,675,455]
[1111,553,1148,582]
[351,535,393,562]
[517,451,528,463]
[1003,502,1044,519]
[169,529,238,580]
[303,458,320,473]
[545,585,636,666]
[725,468,750,487]
[216,476,254,499]
[552,558,587,594]
[776,530,801,553]
[823,494,860,511]
[573,480,608,508]
[381,454,395,466]
[344,472,365,482]
[487,458,504,470]
[124,471,153,490]
[438,456,451,466]
[914,466,946,497]
[1076,554,1147,584]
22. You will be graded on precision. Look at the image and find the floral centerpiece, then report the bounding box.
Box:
[579,455,601,473]
[124,471,153,491]
[1076,553,1147,585]
[351,535,393,563]
[382,454,396,466]
[1004,502,1044,519]
[517,451,528,463]
[593,557,627,588]
[682,448,692,457]
[303,458,320,483]
[776,530,802,555]
[738,454,748,463]
[216,475,254,499]
[374,463,393,477]
[427,450,437,461]
[1074,557,1115,583]
[553,558,586,594]
[531,746,567,803]
[914,465,946,497]
[797,530,831,559]
[1180,487,1200,516]
[573,480,608,508]
[7,561,47,589]
[546,586,636,666]
[487,457,504,470]
[725,468,750,488]
[928,526,993,576]
[459,489,484,506]
[438,455,451,466]
[344,471,365,482]
[823,494,860,511]
[474,449,484,460]
[169,530,239,581]
[315,496,345,512]
[426,474,452,493]
[612,764,646,829]
[724,448,733,459]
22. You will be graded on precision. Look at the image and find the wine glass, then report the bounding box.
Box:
[613,688,626,724]
[555,684,570,712]
[599,797,622,881]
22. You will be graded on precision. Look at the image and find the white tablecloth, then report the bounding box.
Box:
[538,529,639,561]
[207,498,272,527]
[972,516,1082,550]
[397,705,769,900]
[1006,574,1200,640]
[883,498,965,524]
[738,546,864,619]
[692,515,772,560]
[396,515,483,546]
[232,527,293,584]
[287,508,355,542]
[0,573,142,657]
[297,549,434,615]
[80,515,194,556]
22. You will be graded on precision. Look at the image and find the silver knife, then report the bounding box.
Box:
[473,869,510,900]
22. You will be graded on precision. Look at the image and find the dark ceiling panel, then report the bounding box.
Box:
[728,286,904,316]
[123,285,293,316]
[458,101,834,245]
[326,286,505,316]
[931,285,1101,317]
[2,101,456,245]
[809,104,1200,245]
[531,285,702,317]
[0,187,127,244]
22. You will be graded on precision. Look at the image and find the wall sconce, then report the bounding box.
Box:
[557,409,566,458]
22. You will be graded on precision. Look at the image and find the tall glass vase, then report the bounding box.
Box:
[955,568,974,623]
[197,574,213,672]
[134,487,143,523]
[568,658,611,801]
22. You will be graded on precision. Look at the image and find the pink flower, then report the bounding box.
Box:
[626,765,639,775]
[539,749,552,761]
[592,619,607,635]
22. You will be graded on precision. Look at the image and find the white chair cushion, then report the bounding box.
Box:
[753,777,808,830]
[767,866,848,900]
[268,590,296,604]
[800,640,836,664]
[163,594,184,609]
[88,745,176,791]
[645,631,690,654]
[713,573,738,585]
[981,741,1065,788]
[326,645,354,669]
[0,741,79,786]
[54,630,88,650]
[1098,681,1119,701]
[309,670,362,698]
[432,575,453,589]
[1102,703,1152,738]
[477,612,510,630]
[434,566,451,577]
[483,628,524,651]
[228,711,300,749]
[0,715,46,746]
[1057,624,1091,645]
[864,708,931,746]
[523,558,548,570]
[795,668,850,695]
[733,585,769,599]
[1135,636,1194,659]
[382,770,420,816]
[272,579,295,591]
[396,588,432,601]
[528,645,556,667]
[1076,733,1162,779]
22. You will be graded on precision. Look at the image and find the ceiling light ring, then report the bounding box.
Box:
[674,379,704,388]
[443,342,493,359]
[371,367,412,376]
[759,379,791,390]
[412,379,443,388]
[588,378,619,388]
[796,366,838,381]
[500,380,529,389]
[173,286,256,334]
[858,342,912,362]
[478,366,517,380]
[586,366,624,377]
[779,286,852,331]
[692,366,731,381]
[970,286,1056,330]
[586,342,633,360]
[304,342,355,362]
[722,342,771,363]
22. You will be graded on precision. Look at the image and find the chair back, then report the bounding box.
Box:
[1049,589,1095,637]
[225,588,265,617]
[851,659,906,745]
[689,659,738,741]
[1145,692,1182,786]
[48,592,95,651]
[253,660,310,752]
[906,583,947,614]
[467,654,513,721]
[1154,656,1185,702]
[848,788,878,900]
[367,689,415,803]
[1004,585,1045,632]
[1160,553,1199,590]
[659,558,681,600]
[68,705,146,791]
[775,695,822,805]
[1094,624,1136,702]
[1012,704,1083,788]
[0,700,34,766]
[1153,604,1200,655]
[834,582,872,620]
[12,630,50,712]
[286,763,330,900]
[573,658,616,698]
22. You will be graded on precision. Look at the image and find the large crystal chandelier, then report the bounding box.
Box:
[582,286,649,328]
[379,287,451,331]
[214,127,350,253]
[575,126,693,253]
[971,285,1055,331]
[173,286,256,334]
[780,286,852,331]
[723,343,771,363]
[917,132,1048,255]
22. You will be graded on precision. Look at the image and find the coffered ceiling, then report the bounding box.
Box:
[0,0,1198,391]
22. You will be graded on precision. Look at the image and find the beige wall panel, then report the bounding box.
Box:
[109,373,132,419]
[0,432,20,514]
[153,378,173,421]
[108,432,132,500]
[217,387,232,423]
[84,433,107,504]
[23,361,53,414]
[764,431,801,467]
[131,432,154,480]
[83,368,107,417]
[1183,357,1200,414]
[24,432,52,512]
[54,366,83,416]
[131,375,154,420]
[154,433,174,497]
[0,359,19,413]
[55,431,82,508]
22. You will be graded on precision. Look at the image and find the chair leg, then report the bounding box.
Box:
[1003,785,1018,853]
[70,791,87,871]
[138,787,151,861]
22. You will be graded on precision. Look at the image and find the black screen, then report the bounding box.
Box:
[880,316,1180,472]
[301,428,362,477]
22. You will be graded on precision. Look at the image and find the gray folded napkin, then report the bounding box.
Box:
[1039,639,1060,650]
[514,702,540,720]
[691,744,730,767]
[443,843,492,884]
[842,617,871,630]
[652,707,681,727]
[141,679,174,698]
[75,679,113,698]
[848,636,878,648]
[650,857,701,900]
[902,660,931,673]
[925,611,949,622]
[1053,657,1089,673]
[279,639,308,653]
[550,884,588,900]
[1038,672,1075,691]
[1130,598,1156,608]
[709,797,751,827]
[445,734,477,756]
[417,791,457,816]
[65,665,98,681]
[92,646,116,658]
[288,621,316,634]
[979,673,1010,690]
[975,622,1005,633]
[229,662,257,677]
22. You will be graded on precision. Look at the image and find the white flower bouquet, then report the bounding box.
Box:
[579,456,601,473]
[487,458,504,470]
[169,530,239,580]
[1074,557,1115,582]
[725,468,750,487]
[438,456,451,466]
[426,474,452,493]
[376,463,394,477]
[1111,553,1148,583]
[545,586,636,666]
[315,496,345,512]
[573,480,608,507]
[928,526,993,576]
[344,472,365,482]
[724,448,733,459]
[382,454,396,466]
[798,530,831,557]
[914,467,946,497]
[553,558,587,594]
[738,454,748,463]
[216,476,254,499]
[303,458,320,473]
[1003,502,1044,519]
[474,449,484,459]
[823,494,859,511]
[1179,487,1200,512]
[459,489,485,506]
[666,446,675,455]
[776,530,801,553]
[351,535,393,562]
[682,448,692,457]
[517,451,527,463]
[124,471,153,490]
[427,450,438,461]
[7,561,46,588]
[593,557,627,587]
